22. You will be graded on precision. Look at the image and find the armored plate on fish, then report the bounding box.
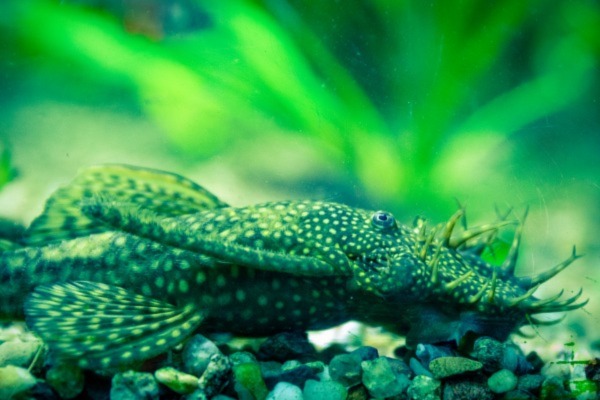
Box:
[0,165,587,369]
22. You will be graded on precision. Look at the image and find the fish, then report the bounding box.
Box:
[0,164,587,369]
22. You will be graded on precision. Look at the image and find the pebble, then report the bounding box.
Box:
[539,376,570,399]
[45,362,85,399]
[155,366,199,394]
[502,343,532,374]
[443,380,494,400]
[472,337,504,372]
[261,360,318,389]
[541,362,571,380]
[585,358,600,382]
[183,334,222,377]
[502,389,536,400]
[525,351,544,373]
[416,343,454,365]
[351,346,378,361]
[347,384,368,400]
[0,365,37,399]
[386,356,412,377]
[329,353,363,386]
[409,357,433,378]
[303,379,347,400]
[568,378,597,400]
[0,338,43,369]
[231,351,258,365]
[232,357,269,400]
[29,381,61,400]
[266,382,303,400]
[406,375,441,400]
[305,361,325,374]
[428,357,482,379]
[198,353,232,397]
[487,369,517,393]
[361,357,410,398]
[110,370,159,400]
[258,332,317,363]
[517,374,545,392]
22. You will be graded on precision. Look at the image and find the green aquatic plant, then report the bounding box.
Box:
[1,0,598,211]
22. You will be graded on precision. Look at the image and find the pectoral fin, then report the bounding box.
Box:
[25,281,205,369]
[81,198,353,277]
[25,164,228,245]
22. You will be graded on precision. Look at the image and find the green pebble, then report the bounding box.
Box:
[407,375,441,399]
[568,379,598,399]
[428,357,482,379]
[540,376,570,399]
[305,361,325,373]
[230,351,258,365]
[361,357,410,398]
[111,370,159,400]
[0,365,37,399]
[517,374,545,392]
[472,337,504,372]
[46,362,84,399]
[502,389,535,400]
[233,362,269,400]
[0,339,43,368]
[155,366,199,394]
[487,369,517,394]
[329,353,362,386]
[303,379,347,400]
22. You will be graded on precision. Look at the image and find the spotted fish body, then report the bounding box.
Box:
[0,165,587,369]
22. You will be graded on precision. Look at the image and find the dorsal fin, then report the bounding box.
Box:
[25,281,206,369]
[24,164,228,245]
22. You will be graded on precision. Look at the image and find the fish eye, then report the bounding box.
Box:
[371,211,396,230]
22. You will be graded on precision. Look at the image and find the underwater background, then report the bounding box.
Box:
[0,0,599,398]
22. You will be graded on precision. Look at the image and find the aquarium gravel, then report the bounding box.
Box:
[0,326,598,400]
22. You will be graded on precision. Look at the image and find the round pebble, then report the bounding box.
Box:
[233,358,269,400]
[487,369,518,394]
[409,357,433,377]
[416,343,454,365]
[443,380,494,400]
[183,334,222,377]
[110,370,159,400]
[361,357,410,398]
[407,375,441,399]
[568,379,598,400]
[540,376,570,399]
[472,337,504,372]
[0,365,37,399]
[517,374,544,392]
[0,339,43,368]
[350,346,378,361]
[266,382,303,400]
[258,332,316,362]
[329,353,362,386]
[303,379,347,400]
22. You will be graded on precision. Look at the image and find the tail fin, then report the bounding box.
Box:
[24,164,228,245]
